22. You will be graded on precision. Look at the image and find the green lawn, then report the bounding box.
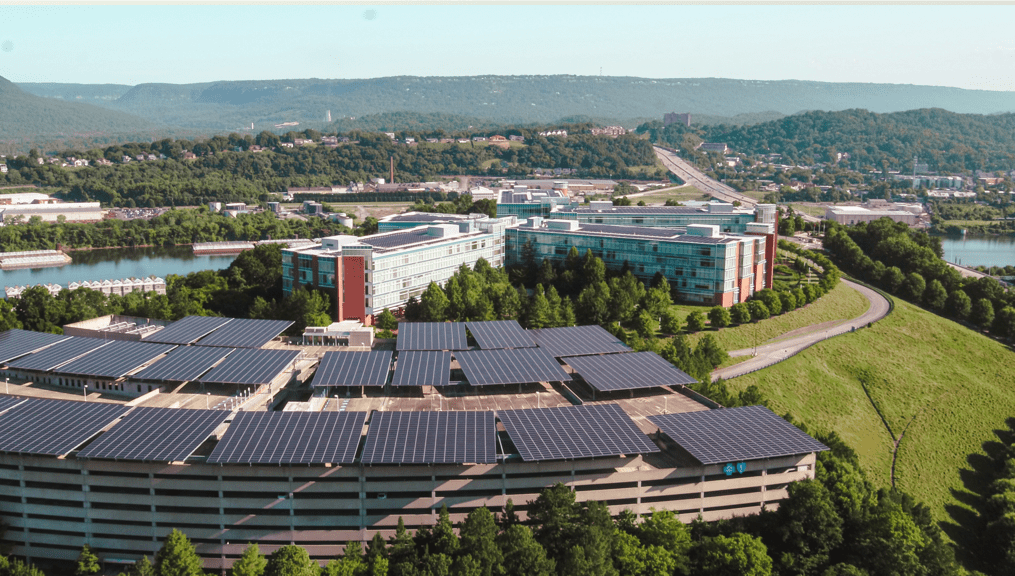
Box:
[635,185,711,204]
[726,298,1015,548]
[786,203,829,218]
[685,281,870,352]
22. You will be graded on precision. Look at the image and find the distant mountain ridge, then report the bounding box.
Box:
[17,75,1015,135]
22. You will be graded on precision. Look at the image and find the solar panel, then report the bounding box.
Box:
[564,352,697,392]
[78,407,228,462]
[0,396,27,414]
[530,325,632,358]
[390,351,450,387]
[360,411,496,464]
[0,330,70,363]
[6,337,111,372]
[195,318,294,348]
[499,404,659,462]
[131,346,236,382]
[455,348,571,386]
[199,348,300,386]
[208,411,366,464]
[313,351,392,387]
[0,398,128,456]
[55,340,178,379]
[143,316,234,345]
[647,406,830,465]
[466,320,536,350]
[396,322,468,351]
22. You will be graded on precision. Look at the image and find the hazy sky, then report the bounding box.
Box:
[2,4,1014,91]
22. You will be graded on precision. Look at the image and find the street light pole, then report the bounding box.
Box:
[83,384,87,401]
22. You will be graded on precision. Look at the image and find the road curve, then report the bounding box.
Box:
[711,279,891,381]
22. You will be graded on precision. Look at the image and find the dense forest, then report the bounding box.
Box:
[0,131,660,207]
[639,108,1015,173]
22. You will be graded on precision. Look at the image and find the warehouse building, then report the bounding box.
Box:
[0,202,105,224]
[825,206,918,226]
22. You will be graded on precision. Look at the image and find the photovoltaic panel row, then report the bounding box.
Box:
[78,407,228,462]
[6,337,111,372]
[396,322,468,351]
[390,351,450,387]
[55,340,178,379]
[0,330,69,364]
[455,348,571,386]
[313,351,392,387]
[499,404,659,462]
[132,346,236,382]
[564,352,697,392]
[0,396,27,414]
[361,411,496,464]
[195,318,294,348]
[647,406,830,465]
[199,348,300,386]
[208,411,366,464]
[143,316,234,345]
[466,320,536,350]
[0,398,128,456]
[529,325,632,358]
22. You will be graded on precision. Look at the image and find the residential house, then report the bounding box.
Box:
[181,151,197,160]
[509,135,525,142]
[0,165,7,174]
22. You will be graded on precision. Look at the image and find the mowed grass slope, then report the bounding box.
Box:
[727,298,1015,534]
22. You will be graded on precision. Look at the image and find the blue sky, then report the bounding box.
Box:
[2,4,1014,91]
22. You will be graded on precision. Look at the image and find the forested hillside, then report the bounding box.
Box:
[642,108,1015,172]
[18,75,1015,134]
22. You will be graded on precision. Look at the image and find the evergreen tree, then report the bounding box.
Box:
[445,277,465,322]
[632,310,657,338]
[129,557,155,576]
[730,302,752,324]
[685,311,706,333]
[559,296,577,327]
[527,285,553,329]
[264,546,317,576]
[458,507,503,576]
[971,297,995,329]
[708,306,731,329]
[231,544,267,576]
[659,309,682,334]
[420,282,450,322]
[388,518,418,576]
[923,280,947,310]
[696,534,773,576]
[154,529,203,576]
[497,525,555,576]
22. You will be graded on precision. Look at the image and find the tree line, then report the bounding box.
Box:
[823,218,1015,338]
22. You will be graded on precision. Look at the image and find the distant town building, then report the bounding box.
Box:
[538,130,567,138]
[0,202,105,224]
[825,206,918,226]
[663,112,692,127]
[590,126,627,137]
[698,143,729,154]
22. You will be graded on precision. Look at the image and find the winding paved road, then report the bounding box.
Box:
[712,279,892,380]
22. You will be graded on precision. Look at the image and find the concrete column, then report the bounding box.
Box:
[82,469,92,543]
[150,473,158,553]
[699,474,706,515]
[19,462,30,563]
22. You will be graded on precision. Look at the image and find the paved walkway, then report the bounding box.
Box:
[712,279,892,380]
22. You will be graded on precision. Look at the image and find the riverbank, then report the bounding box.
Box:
[936,233,1015,268]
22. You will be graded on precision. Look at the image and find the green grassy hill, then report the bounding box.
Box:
[727,297,1015,553]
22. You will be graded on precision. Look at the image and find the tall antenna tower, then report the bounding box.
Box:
[325,110,332,123]
[913,155,917,178]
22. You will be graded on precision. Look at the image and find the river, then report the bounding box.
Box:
[1,246,237,290]
[939,235,1015,268]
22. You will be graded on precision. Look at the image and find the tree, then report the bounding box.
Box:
[730,302,752,325]
[608,273,645,323]
[459,507,503,576]
[749,300,771,321]
[633,310,657,338]
[445,276,465,321]
[75,545,100,576]
[946,289,972,320]
[659,310,682,334]
[154,529,203,576]
[971,297,995,330]
[129,557,155,576]
[420,282,450,322]
[754,289,782,316]
[529,483,579,563]
[902,272,926,302]
[685,311,706,333]
[779,291,798,313]
[767,481,843,576]
[526,285,553,329]
[231,544,267,576]
[576,281,612,325]
[497,525,555,576]
[388,518,418,576]
[696,534,773,576]
[0,299,22,331]
[923,280,947,310]
[993,306,1015,339]
[882,266,905,294]
[708,306,731,329]
[264,545,318,576]
[375,308,398,330]
[641,282,672,318]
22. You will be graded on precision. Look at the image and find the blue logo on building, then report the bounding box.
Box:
[737,462,747,474]
[724,463,735,476]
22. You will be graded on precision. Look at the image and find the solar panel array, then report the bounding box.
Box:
[199,348,300,386]
[396,322,468,351]
[390,351,451,387]
[0,396,27,414]
[6,337,111,372]
[530,325,632,358]
[647,406,830,465]
[195,318,294,348]
[455,348,571,386]
[313,351,392,387]
[143,316,233,345]
[208,411,366,464]
[0,398,128,456]
[55,340,178,379]
[466,320,536,350]
[499,404,659,462]
[0,330,69,364]
[131,346,235,382]
[78,407,228,462]
[361,411,496,464]
[564,352,697,392]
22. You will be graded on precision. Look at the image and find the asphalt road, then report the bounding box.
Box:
[653,146,756,206]
[711,279,892,381]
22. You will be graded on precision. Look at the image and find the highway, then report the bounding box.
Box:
[653,146,757,207]
[711,279,892,381]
